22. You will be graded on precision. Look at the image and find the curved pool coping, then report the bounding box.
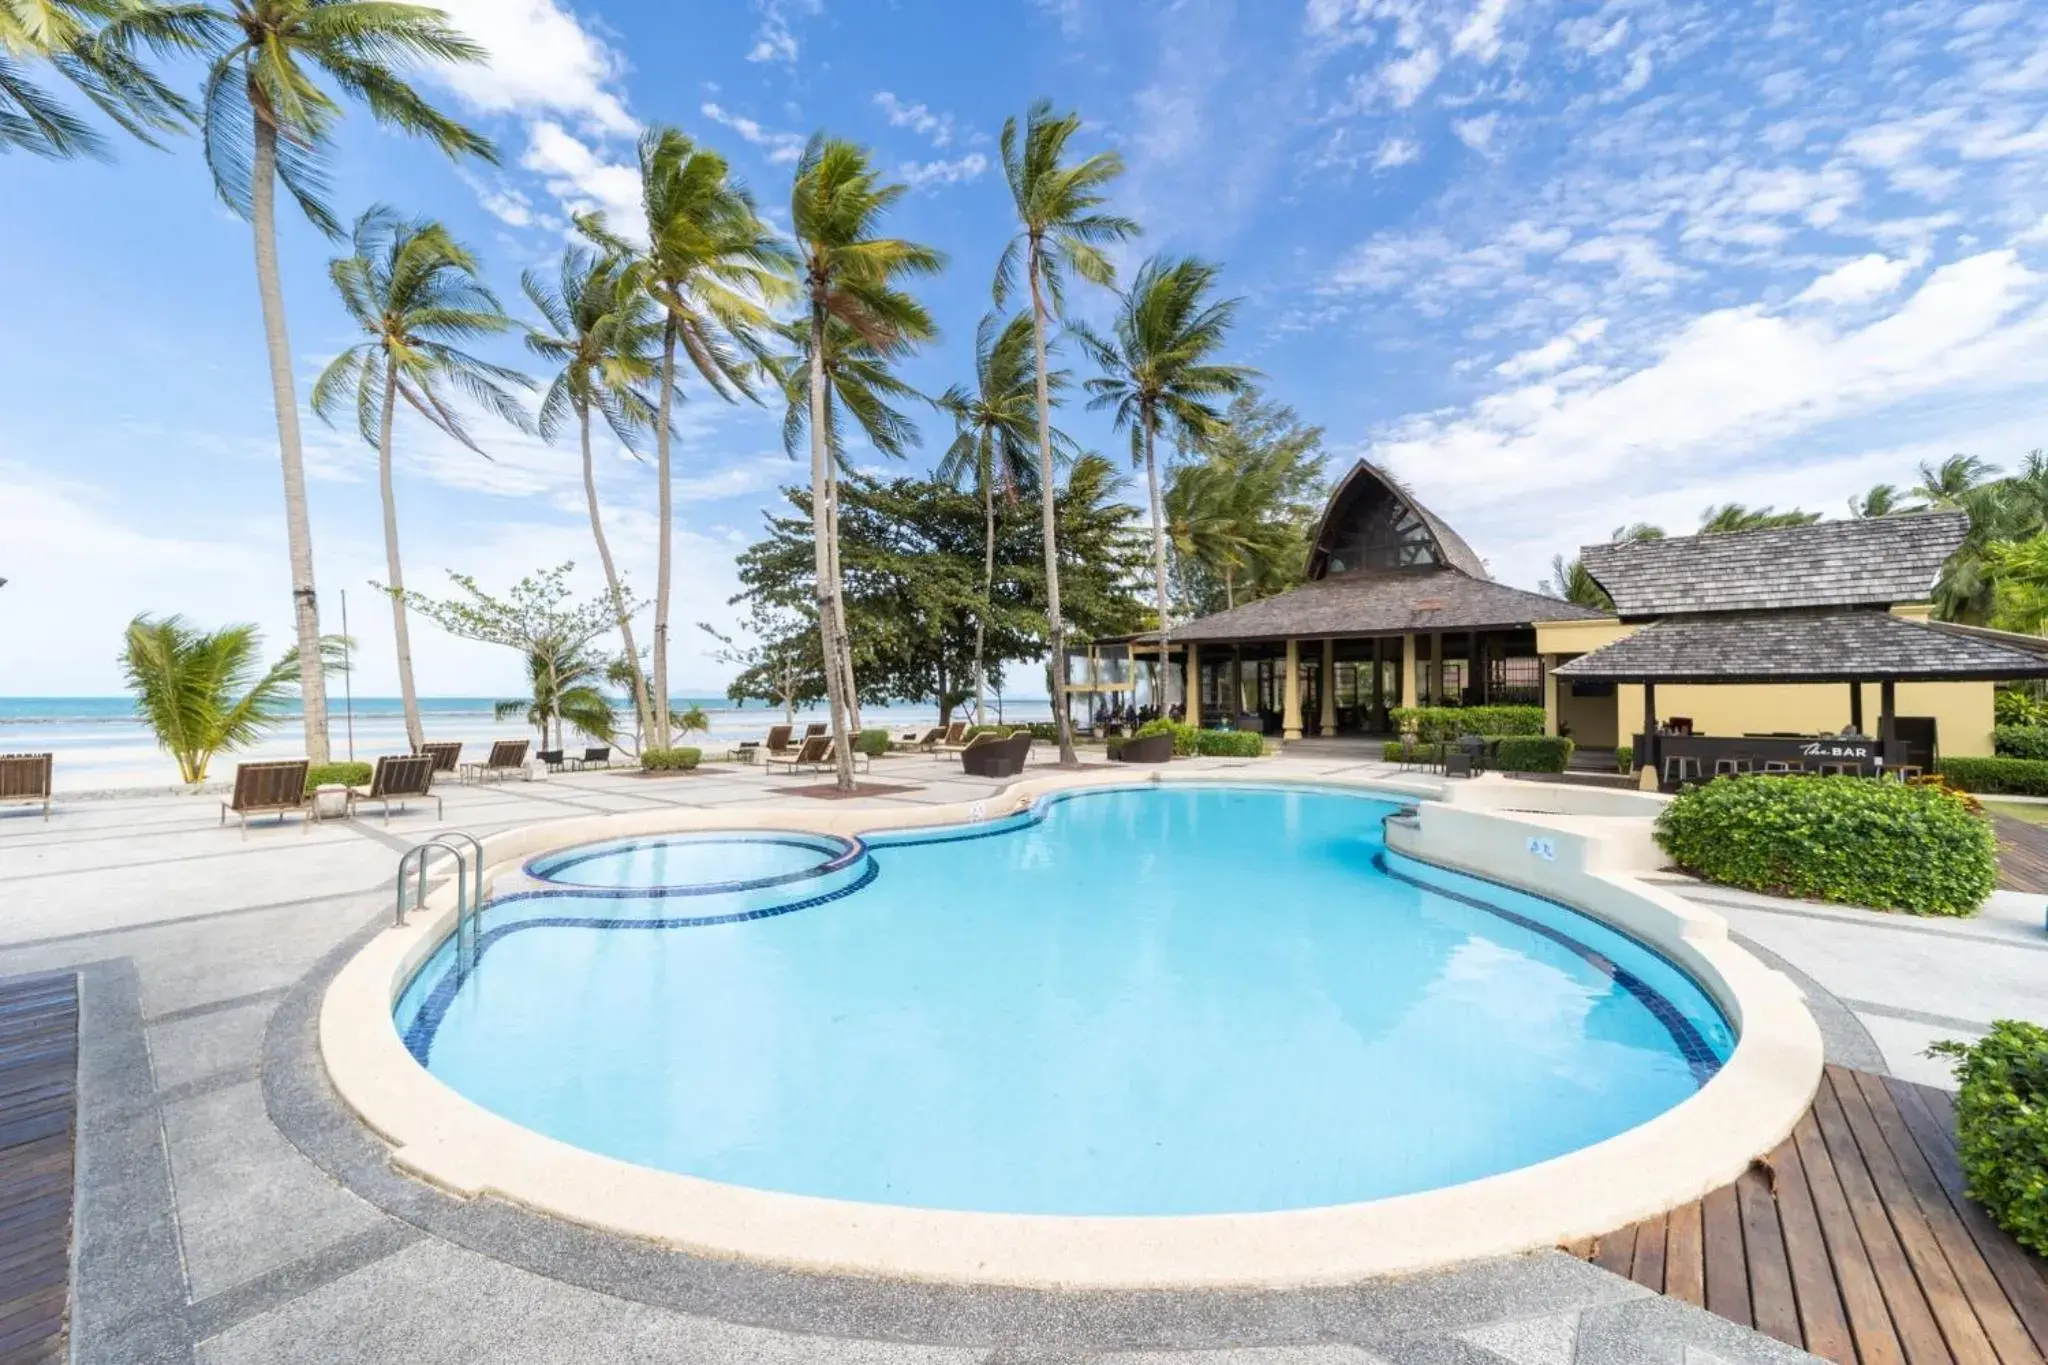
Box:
[321,765,1825,1290]
[521,829,865,896]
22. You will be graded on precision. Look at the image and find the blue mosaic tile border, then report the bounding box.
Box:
[523,831,862,897]
[868,781,1407,850]
[1373,852,1727,1086]
[403,856,882,1065]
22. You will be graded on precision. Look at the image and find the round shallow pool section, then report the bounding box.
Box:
[526,830,858,892]
[396,786,1734,1217]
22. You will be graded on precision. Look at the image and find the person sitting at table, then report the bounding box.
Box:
[1838,722,1865,737]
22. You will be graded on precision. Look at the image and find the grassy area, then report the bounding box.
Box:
[1983,799,2048,826]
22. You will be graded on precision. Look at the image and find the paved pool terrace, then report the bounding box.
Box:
[3,748,2043,1363]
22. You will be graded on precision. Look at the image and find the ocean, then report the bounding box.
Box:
[0,696,1054,792]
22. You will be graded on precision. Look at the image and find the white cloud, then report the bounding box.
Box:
[1794,254,1916,305]
[427,0,635,136]
[1559,234,1684,285]
[873,91,956,147]
[699,101,805,165]
[899,153,989,189]
[1612,48,1654,99]
[1452,0,1513,63]
[1382,47,1442,108]
[1495,317,1607,378]
[1453,113,1499,154]
[520,123,643,236]
[1559,14,1628,54]
[746,0,820,64]
[1374,136,1421,170]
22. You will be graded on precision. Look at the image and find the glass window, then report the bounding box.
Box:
[1325,495,1441,573]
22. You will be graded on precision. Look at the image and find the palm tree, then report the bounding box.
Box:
[1078,256,1255,713]
[312,208,531,754]
[936,312,1069,724]
[1543,555,1611,610]
[194,0,493,766]
[524,247,664,748]
[788,135,942,789]
[1697,502,1820,533]
[119,614,300,783]
[2,0,214,157]
[1914,454,1998,510]
[994,99,1138,764]
[1849,483,1923,518]
[584,128,790,749]
[495,632,615,751]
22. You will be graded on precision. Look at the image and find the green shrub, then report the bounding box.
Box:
[1196,729,1266,757]
[1938,756,2048,795]
[1389,705,1545,742]
[1995,688,2046,727]
[1655,774,1995,916]
[1994,726,2048,760]
[1929,1022,2048,1256]
[1135,717,1200,756]
[1025,721,1063,742]
[857,728,891,757]
[639,747,702,772]
[1616,744,1634,775]
[1493,735,1574,773]
[304,761,372,793]
[1382,740,1432,763]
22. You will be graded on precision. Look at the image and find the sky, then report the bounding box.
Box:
[3,0,2047,697]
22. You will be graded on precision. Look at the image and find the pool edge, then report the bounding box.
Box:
[319,765,1824,1290]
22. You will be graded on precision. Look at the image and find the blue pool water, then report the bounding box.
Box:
[528,831,855,890]
[396,786,1734,1216]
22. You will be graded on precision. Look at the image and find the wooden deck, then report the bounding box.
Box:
[1571,1066,2048,1364]
[1992,815,2048,895]
[0,972,78,1365]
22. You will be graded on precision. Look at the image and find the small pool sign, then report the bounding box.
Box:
[1526,835,1557,862]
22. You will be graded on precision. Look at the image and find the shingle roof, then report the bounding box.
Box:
[1173,568,1609,643]
[1579,513,1968,617]
[1305,461,1491,581]
[1552,608,2048,683]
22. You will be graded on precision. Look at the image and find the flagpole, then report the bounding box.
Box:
[340,589,356,762]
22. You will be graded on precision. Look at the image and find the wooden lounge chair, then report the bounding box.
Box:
[928,720,972,754]
[802,721,828,740]
[220,759,311,835]
[0,753,53,821]
[903,725,945,751]
[346,754,441,822]
[463,739,531,784]
[415,741,462,774]
[766,735,869,775]
[962,731,1032,779]
[758,724,796,763]
[568,746,611,770]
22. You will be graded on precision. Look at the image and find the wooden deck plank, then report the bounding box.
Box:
[1593,1220,1638,1279]
[1666,1199,1707,1309]
[1815,1079,1949,1363]
[1703,1182,1753,1329]
[1770,1134,1859,1365]
[1830,1066,2001,1364]
[1631,1210,1669,1295]
[1991,816,2048,894]
[1740,1163,1804,1349]
[0,972,77,1365]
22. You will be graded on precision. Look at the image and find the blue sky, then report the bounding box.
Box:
[3,0,2047,696]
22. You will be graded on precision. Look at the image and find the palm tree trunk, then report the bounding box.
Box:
[1143,412,1174,717]
[1027,241,1075,765]
[375,357,424,753]
[824,457,862,734]
[808,307,855,789]
[250,115,330,765]
[580,407,654,750]
[977,471,994,724]
[651,318,677,749]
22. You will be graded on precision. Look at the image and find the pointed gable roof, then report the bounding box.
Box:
[1305,461,1490,581]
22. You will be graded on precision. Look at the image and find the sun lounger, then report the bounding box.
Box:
[962,731,1032,779]
[757,724,796,762]
[802,721,828,740]
[346,754,441,822]
[461,739,530,784]
[0,753,53,820]
[930,721,974,755]
[901,726,945,751]
[415,741,462,774]
[569,746,611,770]
[766,735,869,775]
[220,759,311,835]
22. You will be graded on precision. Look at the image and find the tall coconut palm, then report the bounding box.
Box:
[195,0,493,765]
[581,129,791,749]
[1914,454,1998,510]
[994,99,1138,763]
[935,312,1075,724]
[524,247,665,748]
[2,0,215,157]
[312,208,532,753]
[1077,255,1255,713]
[788,135,942,790]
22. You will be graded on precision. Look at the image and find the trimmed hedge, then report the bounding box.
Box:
[1994,725,2048,760]
[1655,774,1995,916]
[1135,717,1200,757]
[1390,705,1545,742]
[1616,744,1635,775]
[1025,722,1063,743]
[640,747,701,772]
[856,728,891,757]
[1197,729,1266,758]
[1494,735,1574,773]
[304,761,372,793]
[1929,1022,2048,1256]
[1938,756,2048,795]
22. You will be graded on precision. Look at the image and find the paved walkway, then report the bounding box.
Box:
[4,750,2034,1363]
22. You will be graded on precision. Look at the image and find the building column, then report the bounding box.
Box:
[1283,639,1303,741]
[1320,639,1337,736]
[1429,632,1445,708]
[1187,643,1202,727]
[1849,680,1864,734]
[1400,633,1417,710]
[1541,654,1559,737]
[1640,682,1659,793]
[1231,645,1244,721]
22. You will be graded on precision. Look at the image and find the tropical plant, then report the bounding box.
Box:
[994,98,1139,764]
[787,134,942,789]
[1927,1021,2048,1256]
[581,128,790,749]
[1914,454,1998,510]
[312,207,531,753]
[118,613,299,783]
[524,247,663,744]
[936,312,1069,724]
[1849,483,1923,518]
[1,0,213,157]
[194,0,493,766]
[1542,554,1610,609]
[674,703,710,735]
[1696,502,1819,533]
[1078,254,1256,712]
[493,633,616,750]
[1982,534,2048,634]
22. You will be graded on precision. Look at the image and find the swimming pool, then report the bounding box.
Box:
[394,785,1734,1217]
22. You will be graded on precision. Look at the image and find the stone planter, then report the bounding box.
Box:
[312,784,349,820]
[1113,733,1175,764]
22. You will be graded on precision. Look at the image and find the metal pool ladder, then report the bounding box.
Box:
[396,833,486,973]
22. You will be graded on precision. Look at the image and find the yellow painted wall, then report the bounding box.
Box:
[1558,683,1620,747]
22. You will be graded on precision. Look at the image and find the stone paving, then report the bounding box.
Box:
[7,747,2031,1362]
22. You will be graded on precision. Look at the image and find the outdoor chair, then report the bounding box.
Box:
[929,721,972,755]
[569,746,611,770]
[1762,760,1795,774]
[415,741,462,774]
[962,731,1032,779]
[345,754,441,823]
[766,734,869,775]
[901,726,945,751]
[1712,758,1753,777]
[463,740,531,784]
[758,724,796,763]
[1661,754,1702,786]
[1816,761,1864,777]
[220,759,312,835]
[802,722,828,740]
[537,748,566,772]
[0,753,54,820]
